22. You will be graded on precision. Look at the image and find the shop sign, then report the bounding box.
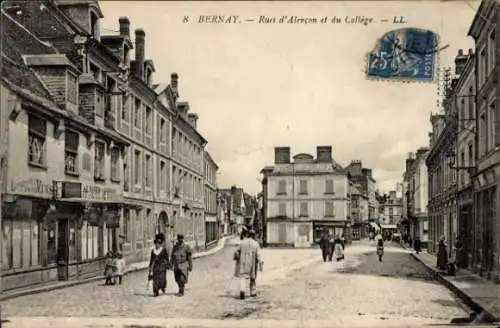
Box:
[9,178,53,198]
[82,184,121,202]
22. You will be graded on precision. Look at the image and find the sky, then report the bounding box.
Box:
[100,0,478,195]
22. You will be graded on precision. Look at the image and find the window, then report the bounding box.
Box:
[325,179,334,194]
[121,94,129,121]
[110,147,120,181]
[134,97,141,128]
[278,202,286,216]
[172,128,177,153]
[488,100,496,151]
[479,45,487,86]
[134,150,141,185]
[480,112,487,157]
[488,30,495,75]
[96,89,104,117]
[123,149,129,191]
[145,154,151,188]
[90,11,99,40]
[81,221,101,260]
[64,130,79,175]
[324,201,334,217]
[277,180,286,195]
[67,73,78,104]
[94,141,105,180]
[299,180,308,194]
[468,87,474,120]
[2,216,39,270]
[299,202,308,217]
[145,106,152,134]
[159,161,166,192]
[105,77,115,114]
[159,118,166,143]
[28,115,47,167]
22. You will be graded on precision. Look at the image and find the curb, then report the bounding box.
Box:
[409,253,498,323]
[0,236,236,302]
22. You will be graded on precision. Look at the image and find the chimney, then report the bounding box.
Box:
[171,73,179,95]
[274,147,290,164]
[348,160,363,175]
[468,48,474,56]
[416,147,429,159]
[119,17,130,37]
[455,49,468,76]
[316,146,332,163]
[134,29,145,79]
[187,113,198,128]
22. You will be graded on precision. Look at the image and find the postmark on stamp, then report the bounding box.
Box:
[366,28,440,82]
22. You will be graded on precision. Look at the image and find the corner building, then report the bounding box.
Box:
[261,146,349,248]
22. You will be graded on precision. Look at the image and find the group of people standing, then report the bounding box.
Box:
[436,235,467,275]
[148,233,193,297]
[319,232,345,262]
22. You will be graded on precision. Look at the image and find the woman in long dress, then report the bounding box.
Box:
[332,235,345,261]
[148,235,170,297]
[436,235,448,271]
[376,238,384,262]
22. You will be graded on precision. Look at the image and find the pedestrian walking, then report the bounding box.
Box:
[376,238,384,262]
[414,237,422,254]
[234,228,261,300]
[436,235,448,271]
[319,231,331,262]
[333,235,345,261]
[104,251,116,285]
[171,234,193,297]
[115,252,126,285]
[328,233,335,261]
[148,234,170,297]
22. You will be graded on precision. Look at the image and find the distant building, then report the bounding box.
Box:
[379,190,403,227]
[349,183,369,240]
[345,161,377,221]
[261,146,349,248]
[219,186,247,235]
[203,151,219,246]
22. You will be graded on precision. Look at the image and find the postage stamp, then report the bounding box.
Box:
[366,28,440,83]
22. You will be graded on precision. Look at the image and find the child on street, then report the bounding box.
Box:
[115,253,126,285]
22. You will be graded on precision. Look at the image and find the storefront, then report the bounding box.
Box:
[312,221,348,244]
[205,214,218,247]
[1,179,123,291]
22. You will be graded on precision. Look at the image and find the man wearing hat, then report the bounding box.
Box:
[234,228,261,300]
[171,234,193,296]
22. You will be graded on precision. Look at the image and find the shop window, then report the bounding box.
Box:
[2,216,40,270]
[47,222,57,265]
[81,221,101,260]
[94,141,105,180]
[110,147,120,182]
[65,130,79,175]
[28,115,47,167]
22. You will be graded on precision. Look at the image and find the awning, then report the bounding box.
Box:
[369,222,380,230]
[380,224,398,229]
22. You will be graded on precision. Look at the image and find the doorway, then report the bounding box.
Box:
[56,219,69,281]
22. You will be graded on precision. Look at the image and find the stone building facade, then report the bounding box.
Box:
[468,0,499,281]
[203,151,219,246]
[0,0,215,291]
[261,146,349,248]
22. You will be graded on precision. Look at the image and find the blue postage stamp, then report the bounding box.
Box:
[366,28,439,82]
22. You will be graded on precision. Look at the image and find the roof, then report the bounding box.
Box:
[153,83,169,94]
[23,54,78,70]
[204,151,219,169]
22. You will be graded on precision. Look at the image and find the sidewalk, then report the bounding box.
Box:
[0,235,237,302]
[403,245,499,323]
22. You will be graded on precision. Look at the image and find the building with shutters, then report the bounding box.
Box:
[0,0,212,291]
[203,151,219,246]
[260,146,349,248]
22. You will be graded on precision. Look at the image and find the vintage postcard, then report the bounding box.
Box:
[0,0,499,327]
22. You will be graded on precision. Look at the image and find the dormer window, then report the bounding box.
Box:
[123,46,131,67]
[90,11,100,41]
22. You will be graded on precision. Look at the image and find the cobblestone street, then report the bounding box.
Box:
[3,242,470,326]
